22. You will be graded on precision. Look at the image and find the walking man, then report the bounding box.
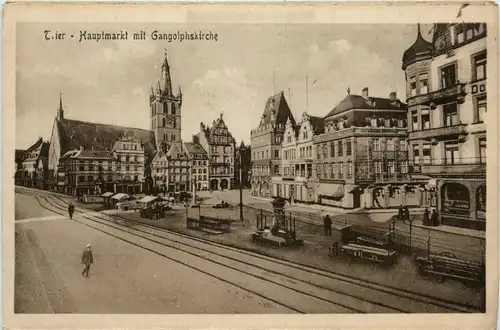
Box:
[81,244,94,278]
[68,202,75,219]
[323,215,332,236]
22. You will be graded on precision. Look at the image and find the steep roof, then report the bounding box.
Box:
[325,94,407,119]
[402,24,434,70]
[26,138,44,153]
[15,149,25,163]
[165,142,188,159]
[308,116,325,135]
[183,142,207,155]
[57,118,156,157]
[40,142,50,158]
[260,91,296,127]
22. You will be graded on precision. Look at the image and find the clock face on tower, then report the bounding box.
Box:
[166,115,176,128]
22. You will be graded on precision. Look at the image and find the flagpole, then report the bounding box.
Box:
[306,75,309,114]
[273,69,276,95]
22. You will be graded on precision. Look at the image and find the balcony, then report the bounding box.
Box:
[408,123,467,142]
[407,83,467,108]
[410,162,486,178]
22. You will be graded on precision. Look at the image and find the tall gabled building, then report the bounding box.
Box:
[250,91,295,197]
[195,113,236,191]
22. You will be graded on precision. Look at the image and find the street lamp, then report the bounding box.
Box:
[238,145,245,224]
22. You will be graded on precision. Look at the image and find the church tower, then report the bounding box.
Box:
[149,50,183,152]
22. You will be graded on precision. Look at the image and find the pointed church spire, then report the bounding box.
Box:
[417,23,422,37]
[161,49,173,95]
[57,92,64,120]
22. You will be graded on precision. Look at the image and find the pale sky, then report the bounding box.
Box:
[16,23,433,149]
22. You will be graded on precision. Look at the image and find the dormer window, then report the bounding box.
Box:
[384,118,391,127]
[370,117,377,127]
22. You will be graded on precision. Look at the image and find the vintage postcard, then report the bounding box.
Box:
[3,1,499,330]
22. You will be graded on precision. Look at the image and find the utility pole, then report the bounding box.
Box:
[239,146,244,224]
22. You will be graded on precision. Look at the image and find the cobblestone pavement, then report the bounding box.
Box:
[16,187,486,312]
[113,207,484,309]
[14,190,299,313]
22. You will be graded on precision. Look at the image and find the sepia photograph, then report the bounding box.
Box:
[3,2,499,330]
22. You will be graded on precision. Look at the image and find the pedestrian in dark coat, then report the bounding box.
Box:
[430,209,439,226]
[81,244,94,278]
[422,208,430,226]
[323,215,332,236]
[68,203,75,219]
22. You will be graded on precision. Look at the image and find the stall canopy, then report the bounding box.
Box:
[111,193,129,201]
[317,184,345,199]
[101,192,114,198]
[138,196,162,204]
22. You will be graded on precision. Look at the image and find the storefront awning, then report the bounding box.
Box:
[409,174,433,180]
[101,192,114,198]
[317,183,345,199]
[111,193,129,200]
[138,195,161,204]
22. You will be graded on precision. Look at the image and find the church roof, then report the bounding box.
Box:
[260,91,296,127]
[325,94,406,119]
[56,118,156,157]
[402,24,434,70]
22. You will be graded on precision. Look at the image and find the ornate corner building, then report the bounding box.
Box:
[194,114,236,191]
[403,23,487,230]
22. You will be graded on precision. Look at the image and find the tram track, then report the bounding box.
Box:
[21,191,373,313]
[17,188,482,313]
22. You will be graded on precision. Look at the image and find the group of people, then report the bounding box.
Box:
[422,207,440,227]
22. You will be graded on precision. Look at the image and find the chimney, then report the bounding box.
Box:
[362,87,369,99]
[390,92,397,101]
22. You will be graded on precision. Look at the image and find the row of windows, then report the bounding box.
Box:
[154,160,189,167]
[211,146,233,154]
[71,164,143,172]
[115,143,142,151]
[410,98,487,133]
[211,156,233,164]
[316,139,353,159]
[211,167,234,175]
[193,160,208,166]
[210,136,232,145]
[76,174,140,183]
[408,51,486,97]
[411,138,486,165]
[151,102,177,117]
[283,165,313,178]
[192,168,208,174]
[162,133,177,142]
[253,149,280,160]
[316,160,409,179]
[154,168,189,174]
